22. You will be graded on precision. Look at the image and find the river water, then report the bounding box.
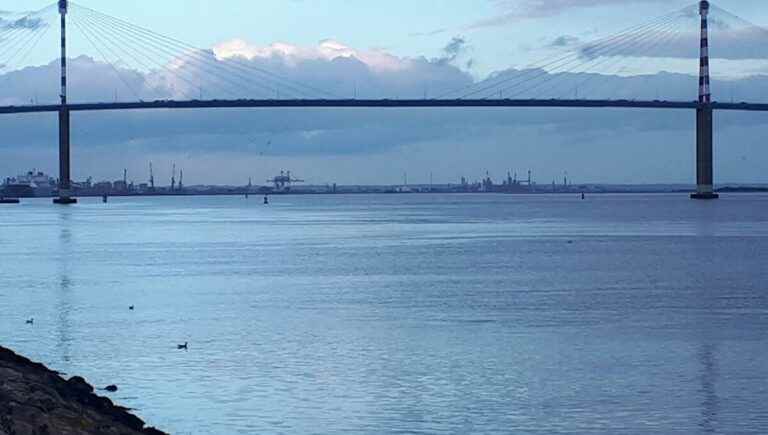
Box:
[1,194,767,434]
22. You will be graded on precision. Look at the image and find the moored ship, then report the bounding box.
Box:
[2,170,57,198]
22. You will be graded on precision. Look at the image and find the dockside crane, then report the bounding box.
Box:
[149,162,155,191]
[267,170,304,191]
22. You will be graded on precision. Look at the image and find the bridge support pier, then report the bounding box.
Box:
[691,107,718,200]
[53,108,76,204]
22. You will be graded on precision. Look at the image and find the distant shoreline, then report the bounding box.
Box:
[3,186,768,200]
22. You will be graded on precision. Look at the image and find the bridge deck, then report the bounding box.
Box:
[0,99,767,115]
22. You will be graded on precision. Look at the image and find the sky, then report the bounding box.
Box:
[1,0,768,186]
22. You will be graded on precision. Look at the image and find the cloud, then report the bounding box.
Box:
[1,39,768,185]
[192,39,473,99]
[469,0,669,29]
[213,39,409,73]
[409,28,449,37]
[575,11,768,61]
[435,36,473,68]
[502,0,666,16]
[0,16,47,30]
[527,5,768,62]
[579,30,768,61]
[548,35,581,48]
[0,40,479,157]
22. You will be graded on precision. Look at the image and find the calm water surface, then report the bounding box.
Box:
[1,194,767,434]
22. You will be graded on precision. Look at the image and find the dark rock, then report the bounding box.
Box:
[104,385,118,393]
[0,345,168,435]
[66,376,94,394]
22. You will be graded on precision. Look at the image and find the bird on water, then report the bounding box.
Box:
[25,318,34,325]
[129,305,134,310]
[177,342,188,350]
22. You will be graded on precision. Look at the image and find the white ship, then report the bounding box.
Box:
[2,170,57,197]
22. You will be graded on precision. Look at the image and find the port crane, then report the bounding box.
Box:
[149,162,155,191]
[267,170,304,191]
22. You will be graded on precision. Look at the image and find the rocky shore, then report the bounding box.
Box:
[0,346,166,435]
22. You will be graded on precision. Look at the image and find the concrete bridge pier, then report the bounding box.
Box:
[53,108,76,204]
[691,107,718,200]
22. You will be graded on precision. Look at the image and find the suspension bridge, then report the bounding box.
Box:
[0,0,765,203]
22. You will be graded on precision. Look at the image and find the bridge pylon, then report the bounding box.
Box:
[691,0,718,200]
[53,0,76,204]
[692,106,717,200]
[53,107,75,204]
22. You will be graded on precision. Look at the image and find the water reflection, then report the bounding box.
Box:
[698,343,719,433]
[56,208,73,365]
